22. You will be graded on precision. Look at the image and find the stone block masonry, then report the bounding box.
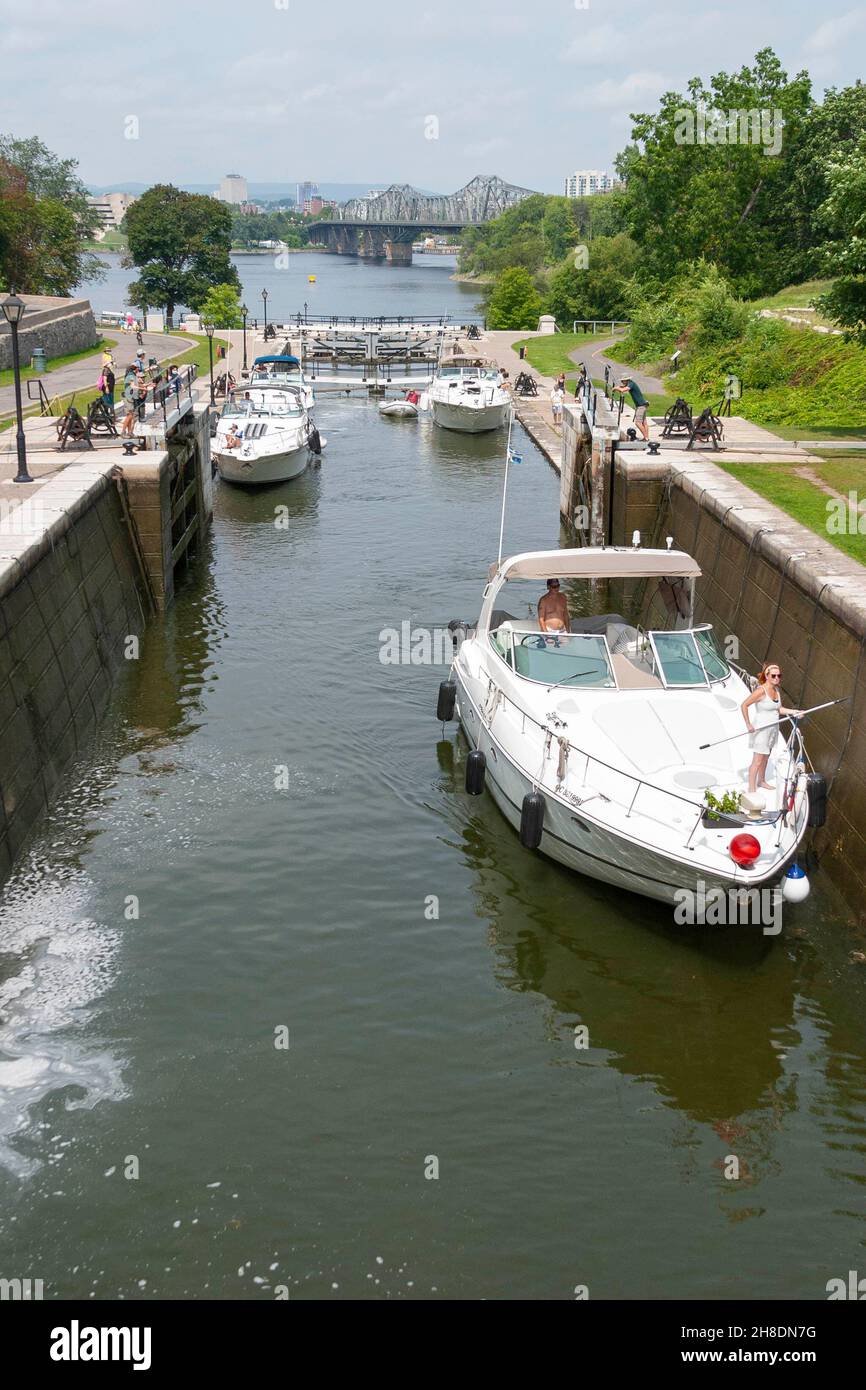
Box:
[0,295,98,372]
[0,464,148,877]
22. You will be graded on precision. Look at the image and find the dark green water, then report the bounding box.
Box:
[0,400,864,1301]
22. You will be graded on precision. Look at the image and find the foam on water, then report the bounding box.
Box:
[0,858,124,1177]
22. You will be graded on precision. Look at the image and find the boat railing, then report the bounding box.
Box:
[479,657,807,849]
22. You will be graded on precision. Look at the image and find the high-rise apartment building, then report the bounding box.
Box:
[564,170,614,198]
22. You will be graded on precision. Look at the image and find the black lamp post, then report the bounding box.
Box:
[304,300,308,324]
[204,320,215,405]
[241,303,248,371]
[261,288,268,339]
[2,291,32,483]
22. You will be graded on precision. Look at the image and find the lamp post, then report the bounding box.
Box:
[2,291,32,483]
[304,300,308,324]
[241,303,248,371]
[204,320,215,406]
[261,288,268,340]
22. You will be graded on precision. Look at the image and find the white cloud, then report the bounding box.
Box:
[562,23,625,64]
[568,70,669,112]
[804,8,866,54]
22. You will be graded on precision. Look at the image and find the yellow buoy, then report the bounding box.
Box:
[308,274,316,283]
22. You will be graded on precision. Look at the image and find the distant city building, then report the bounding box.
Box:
[218,173,249,205]
[564,170,615,198]
[239,201,264,215]
[297,180,319,209]
[303,196,337,216]
[87,191,136,232]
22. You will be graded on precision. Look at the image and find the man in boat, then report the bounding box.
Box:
[538,578,570,635]
[224,424,243,450]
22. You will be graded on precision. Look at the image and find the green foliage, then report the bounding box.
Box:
[704,790,743,820]
[231,208,308,249]
[542,198,577,264]
[0,134,102,293]
[123,185,240,323]
[618,48,814,296]
[546,234,640,325]
[198,283,243,329]
[815,132,866,344]
[486,267,544,330]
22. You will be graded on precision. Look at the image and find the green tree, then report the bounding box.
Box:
[815,134,866,343]
[124,184,240,325]
[778,82,866,282]
[617,48,813,295]
[542,198,577,263]
[546,234,640,325]
[486,267,544,329]
[0,134,102,293]
[199,282,244,329]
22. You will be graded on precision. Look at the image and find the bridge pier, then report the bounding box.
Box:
[384,240,413,266]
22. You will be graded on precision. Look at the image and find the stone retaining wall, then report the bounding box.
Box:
[0,297,98,371]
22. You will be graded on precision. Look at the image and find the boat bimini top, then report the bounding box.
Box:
[477,547,701,635]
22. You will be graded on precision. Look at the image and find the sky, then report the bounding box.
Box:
[2,0,865,196]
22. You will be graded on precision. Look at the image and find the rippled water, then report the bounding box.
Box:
[0,394,864,1300]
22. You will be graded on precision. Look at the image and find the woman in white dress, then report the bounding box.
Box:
[741,662,802,793]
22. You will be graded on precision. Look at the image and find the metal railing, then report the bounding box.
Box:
[477,641,807,851]
[572,319,630,333]
[139,363,198,426]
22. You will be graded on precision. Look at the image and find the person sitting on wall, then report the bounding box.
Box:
[538,578,570,637]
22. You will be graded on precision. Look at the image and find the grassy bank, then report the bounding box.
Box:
[718,454,866,565]
[512,331,621,380]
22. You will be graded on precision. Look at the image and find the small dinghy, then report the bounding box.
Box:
[379,399,419,419]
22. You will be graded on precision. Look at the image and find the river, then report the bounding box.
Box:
[78,250,480,324]
[0,257,864,1301]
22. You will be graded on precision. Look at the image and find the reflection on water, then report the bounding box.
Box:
[0,397,864,1300]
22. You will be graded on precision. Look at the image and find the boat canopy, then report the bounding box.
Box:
[253,355,300,366]
[487,548,702,582]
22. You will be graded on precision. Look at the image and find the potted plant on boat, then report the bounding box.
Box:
[701,789,753,829]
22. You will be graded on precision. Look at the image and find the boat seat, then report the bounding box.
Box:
[610,654,663,690]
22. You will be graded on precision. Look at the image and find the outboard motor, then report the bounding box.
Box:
[806,772,828,828]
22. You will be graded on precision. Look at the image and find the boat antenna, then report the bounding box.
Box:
[496,405,517,567]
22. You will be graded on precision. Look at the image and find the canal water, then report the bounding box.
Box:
[1,267,866,1301]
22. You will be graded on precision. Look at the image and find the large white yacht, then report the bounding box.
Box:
[427,356,511,433]
[213,383,320,485]
[438,546,819,908]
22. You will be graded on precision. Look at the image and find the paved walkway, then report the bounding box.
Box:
[570,335,665,395]
[0,329,190,419]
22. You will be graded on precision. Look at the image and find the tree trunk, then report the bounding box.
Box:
[738,180,764,223]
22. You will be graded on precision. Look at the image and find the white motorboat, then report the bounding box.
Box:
[213,384,320,485]
[428,356,511,433]
[439,546,819,908]
[248,354,315,411]
[379,399,419,419]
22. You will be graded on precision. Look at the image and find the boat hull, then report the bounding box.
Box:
[431,399,510,433]
[453,672,799,910]
[215,443,310,485]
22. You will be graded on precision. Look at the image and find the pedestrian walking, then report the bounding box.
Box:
[550,384,564,425]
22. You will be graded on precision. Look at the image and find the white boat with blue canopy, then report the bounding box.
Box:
[249,355,314,410]
[213,383,320,485]
[440,545,822,910]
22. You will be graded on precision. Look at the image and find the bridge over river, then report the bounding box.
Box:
[313,173,537,262]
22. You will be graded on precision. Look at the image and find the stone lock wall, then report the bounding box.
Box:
[0,480,147,878]
[0,297,99,372]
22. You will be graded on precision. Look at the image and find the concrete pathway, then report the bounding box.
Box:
[0,329,190,419]
[570,335,665,395]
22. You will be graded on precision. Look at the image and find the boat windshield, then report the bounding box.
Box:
[492,630,616,687]
[438,365,500,382]
[221,393,303,419]
[648,627,730,686]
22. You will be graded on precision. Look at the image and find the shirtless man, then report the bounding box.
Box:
[538,578,570,634]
